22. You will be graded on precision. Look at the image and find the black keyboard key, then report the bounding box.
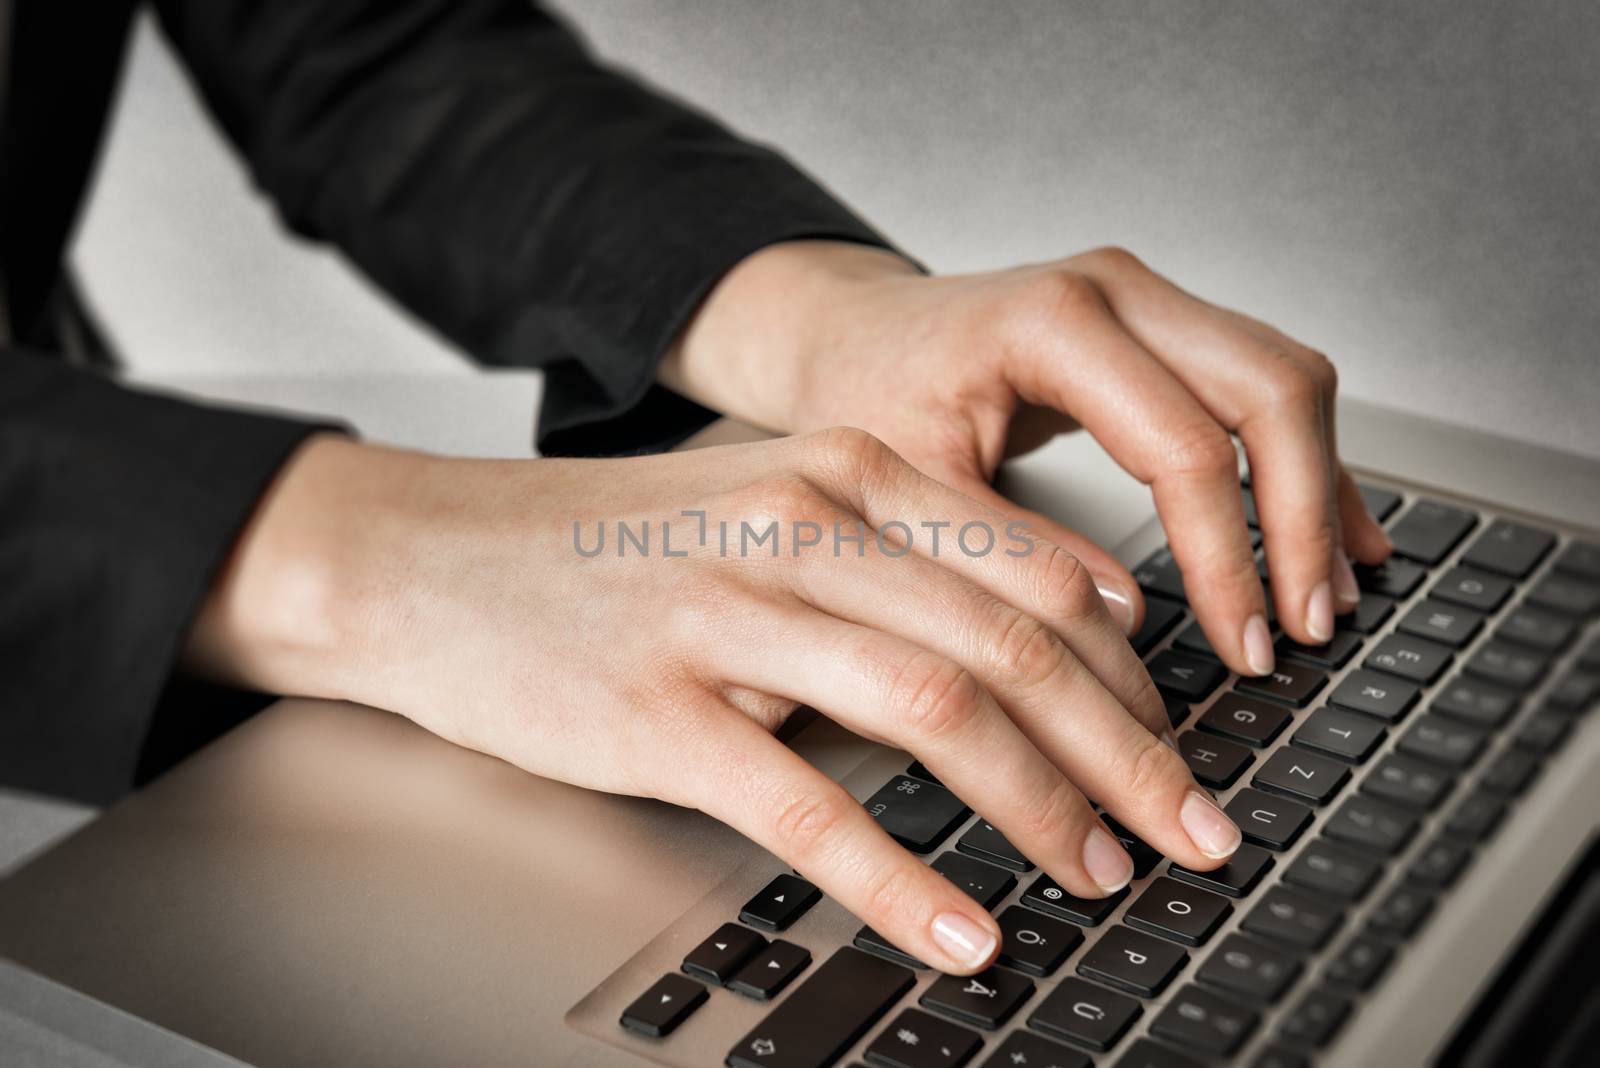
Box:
[1135,547,1189,604]
[1283,839,1382,902]
[1116,1039,1207,1068]
[1365,633,1453,685]
[979,1032,1091,1068]
[1151,984,1259,1056]
[996,906,1082,977]
[1224,789,1312,851]
[865,776,971,854]
[1527,574,1600,618]
[1443,788,1508,840]
[1104,816,1165,879]
[1253,1044,1311,1068]
[1367,885,1435,940]
[865,1008,982,1068]
[1464,642,1550,691]
[1515,709,1573,754]
[1432,566,1514,613]
[1178,732,1254,789]
[1028,977,1143,1051]
[1460,520,1556,579]
[1358,482,1403,522]
[955,820,1033,873]
[1323,796,1418,856]
[1329,669,1419,722]
[1131,598,1187,657]
[933,852,1017,912]
[1242,887,1343,951]
[1241,485,1261,528]
[921,968,1035,1031]
[1278,988,1352,1048]
[1077,926,1188,997]
[1554,540,1600,580]
[1292,707,1386,763]
[1124,878,1233,946]
[1397,599,1485,648]
[1432,676,1520,729]
[1582,634,1600,671]
[1547,671,1600,712]
[1499,605,1578,653]
[1480,748,1541,795]
[855,927,925,970]
[1406,837,1473,889]
[1163,695,1191,729]
[1022,874,1127,927]
[1252,747,1350,805]
[1235,661,1327,707]
[1196,934,1301,1003]
[1198,694,1291,747]
[684,922,766,984]
[727,947,916,1068]
[1387,499,1477,565]
[906,761,943,785]
[1322,936,1392,991]
[1362,754,1453,811]
[620,973,708,1037]
[1397,714,1488,770]
[730,940,813,1000]
[741,874,823,932]
[1345,591,1397,634]
[1356,557,1426,598]
[1149,651,1227,703]
[1173,620,1218,659]
[1169,843,1274,898]
[1276,630,1363,670]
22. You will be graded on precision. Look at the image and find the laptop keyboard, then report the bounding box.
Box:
[612,480,1600,1067]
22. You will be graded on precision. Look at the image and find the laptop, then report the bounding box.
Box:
[0,398,1595,1068]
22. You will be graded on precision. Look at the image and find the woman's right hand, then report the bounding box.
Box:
[186,426,1240,974]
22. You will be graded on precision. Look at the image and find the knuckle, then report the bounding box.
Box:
[1298,347,1339,393]
[991,608,1070,692]
[770,787,852,862]
[806,426,897,490]
[1084,244,1146,274]
[1030,542,1097,623]
[746,473,837,525]
[888,652,983,744]
[1119,730,1188,799]
[1015,269,1104,328]
[1162,423,1238,480]
[1017,777,1088,845]
[860,859,922,924]
[1263,356,1322,408]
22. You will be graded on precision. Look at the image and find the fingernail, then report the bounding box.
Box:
[1082,824,1135,893]
[1333,553,1360,609]
[931,911,998,970]
[1305,581,1334,643]
[1161,730,1180,753]
[1242,613,1275,676]
[1180,789,1242,859]
[1097,584,1137,636]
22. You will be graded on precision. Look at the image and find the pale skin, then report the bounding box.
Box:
[186,240,1391,975]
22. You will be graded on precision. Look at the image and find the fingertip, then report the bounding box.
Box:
[931,911,1000,974]
[1096,580,1139,635]
[1178,789,1242,863]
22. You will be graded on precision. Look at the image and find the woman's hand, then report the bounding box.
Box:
[187,429,1240,974]
[662,241,1393,677]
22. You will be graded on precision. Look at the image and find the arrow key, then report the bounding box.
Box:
[619,972,708,1037]
[740,874,823,932]
[683,921,766,985]
[729,939,813,1000]
[920,966,1035,1030]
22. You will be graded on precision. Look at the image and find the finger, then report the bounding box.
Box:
[712,604,1136,899]
[939,463,1144,637]
[688,701,1002,974]
[802,430,1168,742]
[1077,253,1356,644]
[1337,465,1394,565]
[987,281,1271,677]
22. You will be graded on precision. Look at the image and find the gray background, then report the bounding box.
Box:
[77,1,1600,457]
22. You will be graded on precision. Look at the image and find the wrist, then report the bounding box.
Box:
[182,434,437,706]
[659,239,919,432]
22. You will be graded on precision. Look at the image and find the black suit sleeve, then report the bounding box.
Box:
[0,351,332,802]
[151,0,897,455]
